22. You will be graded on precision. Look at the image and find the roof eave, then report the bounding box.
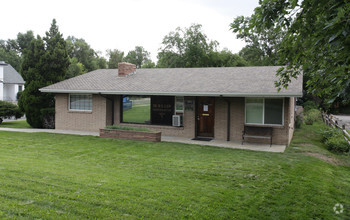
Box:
[39,88,303,97]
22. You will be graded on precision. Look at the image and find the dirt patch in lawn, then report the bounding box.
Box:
[304,152,346,166]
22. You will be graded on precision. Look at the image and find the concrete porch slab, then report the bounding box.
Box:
[162,136,286,153]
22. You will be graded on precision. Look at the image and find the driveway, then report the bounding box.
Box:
[333,115,350,130]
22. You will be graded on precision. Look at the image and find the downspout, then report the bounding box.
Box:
[226,99,231,141]
[99,93,114,125]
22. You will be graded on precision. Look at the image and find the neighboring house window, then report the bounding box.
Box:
[18,85,23,92]
[175,96,184,113]
[69,94,92,111]
[245,98,284,125]
[121,95,174,125]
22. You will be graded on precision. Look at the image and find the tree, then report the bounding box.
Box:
[157,24,217,68]
[231,15,284,66]
[232,0,350,108]
[0,31,35,72]
[66,57,86,79]
[141,60,156,68]
[157,24,246,68]
[0,45,21,71]
[16,31,35,54]
[66,36,106,71]
[124,46,152,68]
[19,19,69,128]
[107,49,124,68]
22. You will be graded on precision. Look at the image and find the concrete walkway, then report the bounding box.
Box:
[0,128,99,136]
[162,136,286,153]
[0,127,286,153]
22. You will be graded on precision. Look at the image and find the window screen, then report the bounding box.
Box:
[246,98,263,124]
[69,94,92,111]
[245,98,283,125]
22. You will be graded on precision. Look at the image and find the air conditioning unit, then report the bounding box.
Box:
[172,115,183,127]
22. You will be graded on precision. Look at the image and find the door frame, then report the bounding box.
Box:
[195,97,215,137]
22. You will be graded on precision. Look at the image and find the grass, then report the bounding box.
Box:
[0,120,31,128]
[0,121,349,218]
[123,105,150,124]
[105,125,154,132]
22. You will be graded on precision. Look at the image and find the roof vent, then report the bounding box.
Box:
[118,62,136,77]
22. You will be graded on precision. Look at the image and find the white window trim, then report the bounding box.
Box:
[68,94,93,112]
[175,96,184,113]
[244,97,284,126]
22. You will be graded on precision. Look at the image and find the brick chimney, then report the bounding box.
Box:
[118,62,136,77]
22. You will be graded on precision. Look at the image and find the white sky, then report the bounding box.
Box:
[1,0,259,62]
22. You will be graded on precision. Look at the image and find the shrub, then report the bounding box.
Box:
[0,100,24,124]
[321,127,339,142]
[304,109,320,125]
[321,128,350,153]
[105,125,154,132]
[303,101,318,113]
[325,136,350,153]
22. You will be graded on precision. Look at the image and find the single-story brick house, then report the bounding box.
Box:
[40,63,302,145]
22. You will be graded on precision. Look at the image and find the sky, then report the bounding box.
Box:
[1,0,259,62]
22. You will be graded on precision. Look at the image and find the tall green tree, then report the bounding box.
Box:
[157,24,246,68]
[66,36,106,72]
[19,19,69,128]
[66,57,86,79]
[157,24,217,68]
[0,44,21,71]
[0,31,34,72]
[124,46,152,68]
[232,0,350,108]
[107,49,124,69]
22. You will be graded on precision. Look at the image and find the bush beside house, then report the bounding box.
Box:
[0,100,23,124]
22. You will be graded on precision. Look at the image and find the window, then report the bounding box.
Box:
[245,98,284,125]
[175,96,184,113]
[69,94,92,111]
[18,85,23,92]
[122,96,151,124]
[121,95,175,125]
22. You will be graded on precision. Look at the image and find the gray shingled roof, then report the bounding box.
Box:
[3,65,25,84]
[40,66,303,97]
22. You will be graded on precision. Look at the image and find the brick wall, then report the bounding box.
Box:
[100,128,161,142]
[55,94,295,145]
[55,94,107,131]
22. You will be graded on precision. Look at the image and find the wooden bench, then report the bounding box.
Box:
[242,125,272,147]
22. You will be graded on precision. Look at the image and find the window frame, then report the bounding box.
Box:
[68,94,93,112]
[175,96,184,113]
[245,97,284,126]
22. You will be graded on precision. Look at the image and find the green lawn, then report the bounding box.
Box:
[123,105,150,123]
[0,120,31,128]
[0,121,349,218]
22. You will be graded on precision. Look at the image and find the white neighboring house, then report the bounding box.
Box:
[0,61,25,103]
